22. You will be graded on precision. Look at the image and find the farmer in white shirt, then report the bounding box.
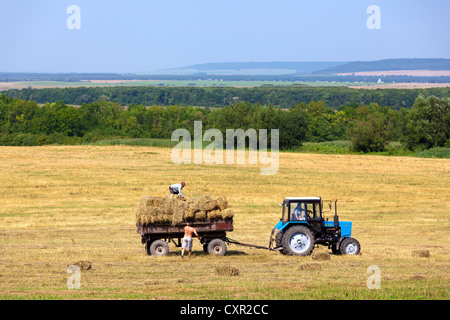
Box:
[169,182,186,200]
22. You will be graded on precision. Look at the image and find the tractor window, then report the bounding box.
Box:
[312,202,321,219]
[303,202,321,220]
[282,202,289,222]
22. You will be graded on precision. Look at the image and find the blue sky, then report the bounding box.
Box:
[0,0,449,73]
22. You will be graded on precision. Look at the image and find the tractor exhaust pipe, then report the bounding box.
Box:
[334,199,339,228]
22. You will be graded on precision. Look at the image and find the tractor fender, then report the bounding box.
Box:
[275,220,311,232]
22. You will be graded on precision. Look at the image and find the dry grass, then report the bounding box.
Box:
[0,146,448,300]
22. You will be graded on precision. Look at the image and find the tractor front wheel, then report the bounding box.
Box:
[340,237,361,255]
[281,225,314,256]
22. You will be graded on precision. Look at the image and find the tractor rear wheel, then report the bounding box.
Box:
[340,237,361,255]
[275,230,287,254]
[282,225,314,256]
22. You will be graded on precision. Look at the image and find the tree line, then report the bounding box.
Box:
[1,93,448,152]
[4,86,450,110]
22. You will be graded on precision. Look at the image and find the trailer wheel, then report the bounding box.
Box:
[149,240,169,256]
[281,225,314,256]
[207,239,227,256]
[340,237,360,255]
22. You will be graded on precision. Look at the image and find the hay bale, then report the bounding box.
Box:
[208,209,222,219]
[222,208,234,219]
[136,195,234,226]
[215,266,239,276]
[172,200,190,225]
[311,252,330,261]
[299,263,322,271]
[136,196,165,224]
[198,198,219,211]
[195,210,207,220]
[183,208,196,220]
[411,250,430,258]
[140,196,162,207]
[216,196,230,210]
[70,261,92,271]
[410,275,426,280]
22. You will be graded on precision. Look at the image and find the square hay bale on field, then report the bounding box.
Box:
[215,266,240,276]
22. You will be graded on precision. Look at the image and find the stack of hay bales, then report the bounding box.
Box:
[136,195,234,226]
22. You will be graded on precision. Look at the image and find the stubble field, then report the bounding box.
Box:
[0,146,448,300]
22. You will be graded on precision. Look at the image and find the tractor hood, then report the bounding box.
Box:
[323,220,352,237]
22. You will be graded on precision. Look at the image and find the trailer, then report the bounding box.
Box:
[136,196,360,257]
[137,219,234,256]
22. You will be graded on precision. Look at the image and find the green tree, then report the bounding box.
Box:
[402,95,450,150]
[273,107,308,150]
[348,114,392,152]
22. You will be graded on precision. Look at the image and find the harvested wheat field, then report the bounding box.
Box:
[0,146,448,300]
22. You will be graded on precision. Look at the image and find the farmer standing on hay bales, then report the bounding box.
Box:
[181,222,198,258]
[169,181,186,200]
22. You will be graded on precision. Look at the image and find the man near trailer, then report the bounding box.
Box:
[181,222,198,258]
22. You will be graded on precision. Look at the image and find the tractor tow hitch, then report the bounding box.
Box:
[224,237,270,250]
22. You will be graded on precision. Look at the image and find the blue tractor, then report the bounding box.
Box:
[269,197,361,256]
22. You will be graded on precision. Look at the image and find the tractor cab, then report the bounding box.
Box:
[270,196,360,256]
[281,197,324,234]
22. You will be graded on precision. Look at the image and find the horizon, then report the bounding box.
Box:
[1,1,449,73]
[1,58,450,76]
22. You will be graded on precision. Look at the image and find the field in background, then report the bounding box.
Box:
[337,70,450,77]
[1,80,443,91]
[0,146,448,299]
[91,138,450,159]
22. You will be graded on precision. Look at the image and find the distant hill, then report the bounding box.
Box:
[148,59,450,76]
[315,58,450,74]
[150,61,347,75]
[2,59,449,82]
